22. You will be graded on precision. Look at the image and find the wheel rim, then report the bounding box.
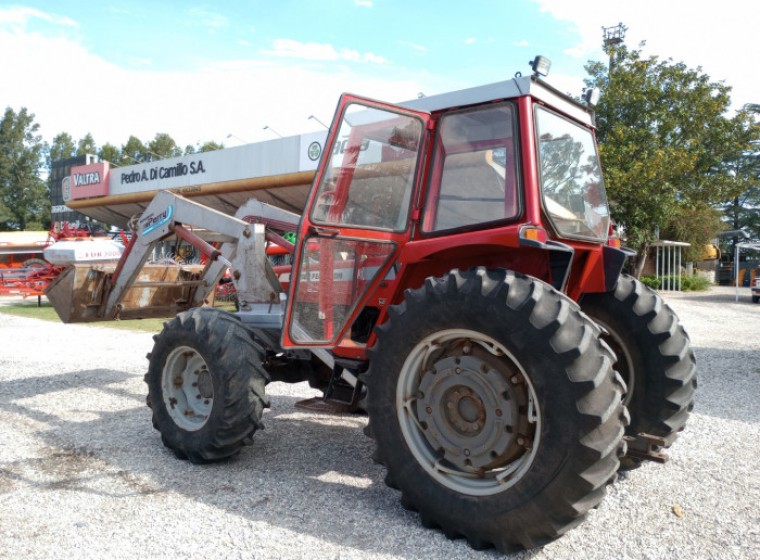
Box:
[594,318,635,408]
[396,329,541,497]
[162,345,214,431]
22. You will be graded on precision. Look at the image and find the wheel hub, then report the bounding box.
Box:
[415,348,532,471]
[162,346,214,431]
[443,387,485,433]
[197,368,214,399]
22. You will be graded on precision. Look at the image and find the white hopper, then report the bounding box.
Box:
[44,239,124,266]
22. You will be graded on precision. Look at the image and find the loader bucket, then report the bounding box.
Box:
[46,263,209,323]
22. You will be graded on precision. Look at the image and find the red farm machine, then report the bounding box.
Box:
[0,224,121,301]
[46,60,696,552]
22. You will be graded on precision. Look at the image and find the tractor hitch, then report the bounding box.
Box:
[624,433,669,464]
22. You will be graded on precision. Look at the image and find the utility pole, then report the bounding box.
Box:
[602,23,627,71]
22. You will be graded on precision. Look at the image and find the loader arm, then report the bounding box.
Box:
[46,191,294,323]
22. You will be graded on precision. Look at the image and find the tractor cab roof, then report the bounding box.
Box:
[400,75,595,128]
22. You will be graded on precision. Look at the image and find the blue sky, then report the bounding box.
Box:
[1,1,758,149]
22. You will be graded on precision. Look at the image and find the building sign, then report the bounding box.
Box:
[120,160,207,185]
[299,131,327,171]
[67,162,110,200]
[105,132,328,198]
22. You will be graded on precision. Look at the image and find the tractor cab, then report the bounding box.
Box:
[283,75,617,354]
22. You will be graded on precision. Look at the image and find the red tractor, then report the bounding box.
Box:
[48,60,696,552]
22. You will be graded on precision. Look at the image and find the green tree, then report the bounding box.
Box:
[0,199,10,224]
[0,107,49,230]
[197,140,223,153]
[721,106,760,242]
[585,42,757,274]
[185,140,224,154]
[48,132,76,165]
[77,133,97,156]
[121,135,147,165]
[148,132,182,159]
[99,142,121,167]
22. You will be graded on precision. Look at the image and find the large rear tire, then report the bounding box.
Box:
[581,274,697,470]
[145,307,270,463]
[366,268,627,552]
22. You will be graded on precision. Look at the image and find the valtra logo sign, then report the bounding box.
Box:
[66,162,110,201]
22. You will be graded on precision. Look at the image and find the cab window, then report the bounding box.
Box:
[423,103,519,233]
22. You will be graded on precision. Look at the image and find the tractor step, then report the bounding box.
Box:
[624,433,669,464]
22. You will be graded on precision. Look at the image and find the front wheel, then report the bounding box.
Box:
[366,268,627,552]
[581,274,697,470]
[145,307,270,463]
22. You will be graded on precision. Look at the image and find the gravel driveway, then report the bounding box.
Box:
[0,287,758,559]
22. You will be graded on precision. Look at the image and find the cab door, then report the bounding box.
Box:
[281,95,431,348]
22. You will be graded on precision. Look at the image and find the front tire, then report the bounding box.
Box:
[145,307,270,463]
[581,274,697,470]
[366,268,626,552]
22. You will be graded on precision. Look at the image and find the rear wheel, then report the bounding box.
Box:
[581,274,697,470]
[145,307,270,463]
[366,268,626,551]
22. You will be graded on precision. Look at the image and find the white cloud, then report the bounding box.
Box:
[0,5,78,28]
[0,24,417,149]
[263,39,387,64]
[363,52,388,64]
[399,40,428,53]
[354,0,373,7]
[532,0,760,109]
[514,40,529,47]
[465,37,476,45]
[188,7,228,32]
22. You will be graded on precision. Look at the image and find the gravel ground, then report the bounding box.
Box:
[0,287,758,560]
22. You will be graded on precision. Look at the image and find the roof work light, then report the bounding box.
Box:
[530,55,551,77]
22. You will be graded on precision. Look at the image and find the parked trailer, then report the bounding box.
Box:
[46,61,696,552]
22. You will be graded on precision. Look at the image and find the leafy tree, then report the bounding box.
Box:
[585,42,757,274]
[48,132,76,165]
[77,133,97,156]
[197,140,223,153]
[121,135,147,165]
[0,107,49,230]
[0,199,10,224]
[720,106,760,243]
[148,133,182,160]
[184,141,223,155]
[661,203,725,262]
[99,143,121,167]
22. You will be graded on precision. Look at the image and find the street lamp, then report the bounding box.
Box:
[262,125,283,138]
[307,115,329,129]
[226,133,249,144]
